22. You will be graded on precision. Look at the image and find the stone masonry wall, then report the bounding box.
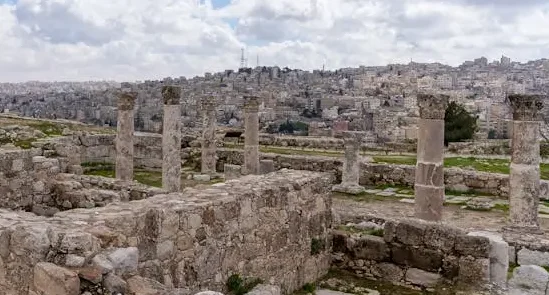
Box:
[0,170,333,295]
[332,219,491,291]
[216,149,549,200]
[0,149,60,210]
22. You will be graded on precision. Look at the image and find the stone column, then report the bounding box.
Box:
[507,94,544,233]
[201,97,217,175]
[115,89,137,182]
[414,94,448,221]
[243,96,260,175]
[332,132,365,194]
[162,86,182,193]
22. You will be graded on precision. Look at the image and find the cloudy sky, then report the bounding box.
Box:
[1,0,549,82]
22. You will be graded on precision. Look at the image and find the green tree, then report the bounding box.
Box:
[444,101,478,145]
[487,129,497,139]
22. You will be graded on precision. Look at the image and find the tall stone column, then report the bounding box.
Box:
[243,95,260,175]
[201,97,217,175]
[332,132,365,194]
[162,86,182,193]
[115,89,137,182]
[507,94,544,233]
[414,94,449,221]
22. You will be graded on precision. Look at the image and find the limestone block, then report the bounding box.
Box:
[107,247,139,275]
[424,224,462,253]
[405,268,441,287]
[391,244,443,272]
[193,174,211,182]
[224,164,242,180]
[508,265,549,295]
[370,262,405,282]
[394,220,426,246]
[331,183,365,195]
[518,248,549,267]
[455,234,490,258]
[467,231,509,285]
[246,284,281,295]
[33,262,80,295]
[351,235,390,262]
[457,256,490,286]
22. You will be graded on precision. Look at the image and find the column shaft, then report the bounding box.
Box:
[201,98,217,174]
[243,96,260,175]
[414,94,448,221]
[508,94,544,232]
[115,92,136,181]
[162,86,182,193]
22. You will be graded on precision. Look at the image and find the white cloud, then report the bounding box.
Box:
[1,0,549,82]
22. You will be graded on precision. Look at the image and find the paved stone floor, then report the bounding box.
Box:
[333,191,549,238]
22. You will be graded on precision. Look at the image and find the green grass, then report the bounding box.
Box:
[226,274,263,295]
[85,168,163,187]
[27,122,63,136]
[372,156,416,166]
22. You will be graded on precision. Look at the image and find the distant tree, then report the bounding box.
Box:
[487,129,497,139]
[444,102,478,145]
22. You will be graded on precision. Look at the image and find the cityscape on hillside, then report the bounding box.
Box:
[1,55,548,142]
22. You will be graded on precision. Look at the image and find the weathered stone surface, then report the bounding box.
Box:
[394,220,426,246]
[417,93,449,120]
[243,96,260,175]
[455,235,490,258]
[405,268,441,288]
[127,275,168,295]
[370,263,405,282]
[457,256,490,286]
[352,236,389,261]
[508,265,549,295]
[246,284,281,295]
[224,164,241,180]
[424,224,461,253]
[467,231,509,286]
[107,247,139,275]
[116,91,136,182]
[391,243,443,272]
[414,185,444,221]
[201,97,217,175]
[162,86,182,192]
[518,248,549,267]
[33,262,80,295]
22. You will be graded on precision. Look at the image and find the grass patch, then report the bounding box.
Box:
[27,122,63,136]
[135,170,163,187]
[294,283,316,295]
[493,203,510,212]
[311,238,326,255]
[226,274,263,295]
[372,156,416,166]
[336,225,384,237]
[508,263,518,279]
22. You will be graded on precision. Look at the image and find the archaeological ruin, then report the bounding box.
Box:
[2,91,549,295]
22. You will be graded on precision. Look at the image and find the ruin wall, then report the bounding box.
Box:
[332,219,492,290]
[0,170,333,295]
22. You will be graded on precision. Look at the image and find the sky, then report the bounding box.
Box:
[0,0,549,82]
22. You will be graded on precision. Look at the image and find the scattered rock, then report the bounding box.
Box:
[508,265,549,295]
[33,262,80,295]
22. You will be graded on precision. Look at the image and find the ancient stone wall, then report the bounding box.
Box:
[216,149,549,200]
[332,219,492,290]
[0,170,333,295]
[0,149,60,210]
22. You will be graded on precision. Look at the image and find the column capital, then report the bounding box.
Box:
[244,96,259,112]
[417,93,449,120]
[162,85,181,105]
[118,92,137,111]
[508,94,544,121]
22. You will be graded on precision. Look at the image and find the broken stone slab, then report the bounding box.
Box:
[508,265,549,295]
[332,183,365,195]
[465,197,495,211]
[223,164,241,180]
[467,231,509,286]
[405,268,441,288]
[517,248,549,267]
[33,262,80,295]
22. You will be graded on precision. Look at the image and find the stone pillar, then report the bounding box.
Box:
[162,86,182,193]
[332,132,365,195]
[507,94,544,233]
[115,90,137,182]
[414,94,448,221]
[201,97,217,174]
[243,96,260,175]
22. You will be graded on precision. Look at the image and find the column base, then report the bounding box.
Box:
[414,184,444,221]
[503,224,544,235]
[332,183,366,195]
